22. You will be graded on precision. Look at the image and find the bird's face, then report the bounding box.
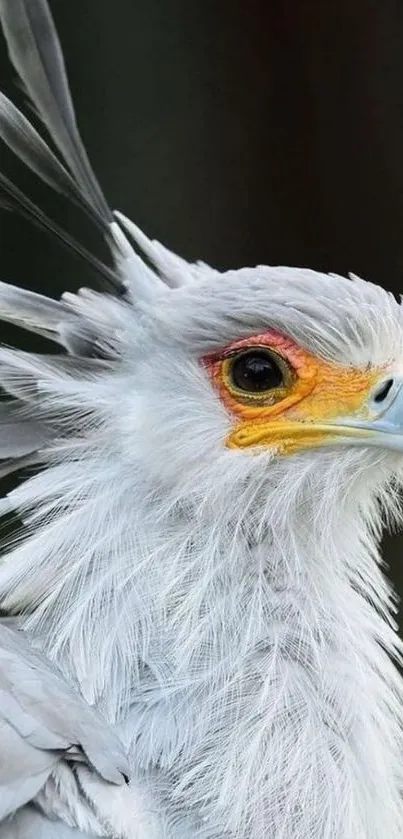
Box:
[129,265,403,522]
[201,328,402,457]
[117,267,403,540]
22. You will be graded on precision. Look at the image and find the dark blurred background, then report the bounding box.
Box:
[0,0,402,613]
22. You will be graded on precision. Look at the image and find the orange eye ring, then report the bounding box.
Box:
[202,332,319,421]
[202,329,388,454]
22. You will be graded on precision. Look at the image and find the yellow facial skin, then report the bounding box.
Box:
[202,331,384,455]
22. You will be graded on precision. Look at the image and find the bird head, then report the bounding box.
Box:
[0,0,400,565]
[112,257,403,539]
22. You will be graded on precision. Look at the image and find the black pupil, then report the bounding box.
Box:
[231,350,284,393]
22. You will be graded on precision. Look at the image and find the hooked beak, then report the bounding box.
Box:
[227,375,403,455]
[329,375,403,452]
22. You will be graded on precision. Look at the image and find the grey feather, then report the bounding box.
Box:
[0,92,84,208]
[0,0,136,297]
[0,454,40,479]
[0,279,69,342]
[0,401,49,457]
[0,0,110,224]
[0,350,113,478]
[0,400,50,479]
[0,173,122,290]
[0,350,111,391]
[0,282,123,358]
[0,806,95,838]
[0,0,167,299]
[0,622,130,821]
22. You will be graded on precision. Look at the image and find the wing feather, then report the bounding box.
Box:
[0,622,130,820]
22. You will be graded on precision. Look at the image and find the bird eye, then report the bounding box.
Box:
[229,349,285,393]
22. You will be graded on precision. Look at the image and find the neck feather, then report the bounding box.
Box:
[121,508,403,838]
[1,461,403,839]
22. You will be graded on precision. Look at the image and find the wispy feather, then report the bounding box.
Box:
[0,0,110,224]
[0,171,122,290]
[0,91,98,217]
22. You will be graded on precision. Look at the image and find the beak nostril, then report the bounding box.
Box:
[373,378,394,404]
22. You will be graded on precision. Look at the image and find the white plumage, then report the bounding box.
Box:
[0,3,402,838]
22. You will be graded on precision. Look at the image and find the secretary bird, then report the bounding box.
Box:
[0,2,402,838]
